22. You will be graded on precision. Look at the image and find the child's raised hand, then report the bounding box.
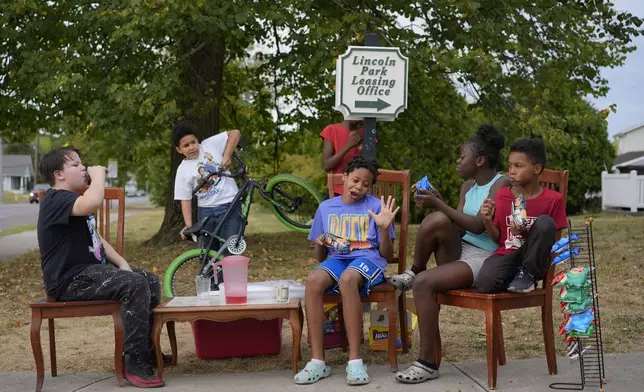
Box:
[368,195,400,229]
[479,198,495,222]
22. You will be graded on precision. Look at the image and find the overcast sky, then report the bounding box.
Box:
[588,0,644,137]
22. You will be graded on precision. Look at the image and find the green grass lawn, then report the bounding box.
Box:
[0,206,641,374]
[0,191,29,204]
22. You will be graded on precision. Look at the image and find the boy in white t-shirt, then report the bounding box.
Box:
[173,121,242,253]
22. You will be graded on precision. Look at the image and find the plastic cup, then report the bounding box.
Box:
[195,275,210,301]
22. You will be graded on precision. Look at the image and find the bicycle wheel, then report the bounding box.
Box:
[265,174,325,233]
[164,248,222,298]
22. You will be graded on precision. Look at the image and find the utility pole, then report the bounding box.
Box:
[34,132,40,185]
[0,136,4,203]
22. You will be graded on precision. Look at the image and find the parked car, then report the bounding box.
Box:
[29,183,51,203]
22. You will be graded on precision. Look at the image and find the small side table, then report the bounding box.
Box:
[151,297,304,378]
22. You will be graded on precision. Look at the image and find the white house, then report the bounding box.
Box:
[1,155,34,194]
[613,123,644,173]
[602,123,644,211]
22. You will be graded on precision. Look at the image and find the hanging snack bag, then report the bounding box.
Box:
[559,284,591,303]
[565,308,594,333]
[562,298,593,314]
[552,270,568,286]
[551,233,580,254]
[568,323,596,338]
[552,247,582,265]
[555,267,590,288]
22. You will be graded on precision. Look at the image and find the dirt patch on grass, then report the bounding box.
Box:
[0,209,641,373]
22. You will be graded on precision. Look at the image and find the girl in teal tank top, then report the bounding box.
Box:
[392,125,510,384]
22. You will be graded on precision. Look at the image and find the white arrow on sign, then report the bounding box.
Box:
[334,46,409,121]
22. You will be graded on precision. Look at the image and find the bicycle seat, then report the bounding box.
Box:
[183,216,210,236]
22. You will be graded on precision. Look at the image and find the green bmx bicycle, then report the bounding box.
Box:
[163,150,325,297]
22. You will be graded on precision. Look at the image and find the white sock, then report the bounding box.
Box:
[348,358,363,366]
[311,358,325,366]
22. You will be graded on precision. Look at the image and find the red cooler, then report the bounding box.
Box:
[191,318,282,359]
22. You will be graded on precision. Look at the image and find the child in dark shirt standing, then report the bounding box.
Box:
[477,137,567,293]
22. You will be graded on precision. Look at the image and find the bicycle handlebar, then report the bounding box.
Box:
[192,152,248,195]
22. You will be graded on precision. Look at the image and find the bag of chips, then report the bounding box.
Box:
[551,270,567,286]
[562,298,593,314]
[559,284,591,303]
[565,308,594,333]
[551,233,580,254]
[555,267,590,288]
[511,194,528,228]
[568,323,596,338]
[318,232,351,254]
[552,247,582,265]
[416,175,434,194]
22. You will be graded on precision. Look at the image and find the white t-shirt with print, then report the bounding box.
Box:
[173,132,239,207]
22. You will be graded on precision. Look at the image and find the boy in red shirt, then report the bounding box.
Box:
[477,137,567,293]
[321,120,365,196]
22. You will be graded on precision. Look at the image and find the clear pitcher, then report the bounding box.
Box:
[214,256,249,304]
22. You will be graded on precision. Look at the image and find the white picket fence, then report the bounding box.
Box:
[601,170,644,211]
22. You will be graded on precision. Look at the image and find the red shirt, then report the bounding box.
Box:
[320,123,365,195]
[493,186,567,256]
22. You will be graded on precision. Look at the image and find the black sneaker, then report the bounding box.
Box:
[123,353,165,388]
[507,267,535,293]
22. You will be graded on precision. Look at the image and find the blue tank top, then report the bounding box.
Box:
[461,173,503,252]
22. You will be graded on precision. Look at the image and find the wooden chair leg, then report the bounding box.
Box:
[167,321,178,366]
[435,328,442,368]
[337,303,348,352]
[48,319,57,377]
[542,304,558,375]
[484,304,498,389]
[298,306,304,361]
[30,310,44,392]
[387,300,399,372]
[495,310,506,366]
[398,294,409,353]
[112,310,125,387]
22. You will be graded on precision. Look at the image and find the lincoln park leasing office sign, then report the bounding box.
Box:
[335,46,408,121]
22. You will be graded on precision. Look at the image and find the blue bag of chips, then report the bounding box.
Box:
[552,246,582,265]
[551,234,580,254]
[416,175,434,194]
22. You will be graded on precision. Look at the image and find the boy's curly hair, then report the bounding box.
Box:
[509,136,547,172]
[343,156,380,183]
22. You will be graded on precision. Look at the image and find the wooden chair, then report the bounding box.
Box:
[31,187,126,392]
[435,169,569,389]
[323,170,411,372]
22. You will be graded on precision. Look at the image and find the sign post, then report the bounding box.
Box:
[107,159,118,189]
[334,34,409,160]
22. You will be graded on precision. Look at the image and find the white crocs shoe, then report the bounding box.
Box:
[395,361,439,384]
[294,360,331,385]
[389,269,416,291]
[346,362,370,385]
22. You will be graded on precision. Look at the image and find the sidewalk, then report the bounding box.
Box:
[0,209,143,262]
[1,353,641,392]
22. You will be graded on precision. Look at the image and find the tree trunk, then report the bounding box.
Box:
[145,37,226,247]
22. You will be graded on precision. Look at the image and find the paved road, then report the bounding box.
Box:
[0,202,39,231]
[0,196,149,232]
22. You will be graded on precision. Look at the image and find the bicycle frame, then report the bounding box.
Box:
[193,152,302,273]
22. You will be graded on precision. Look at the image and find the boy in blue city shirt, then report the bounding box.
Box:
[294,156,399,386]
